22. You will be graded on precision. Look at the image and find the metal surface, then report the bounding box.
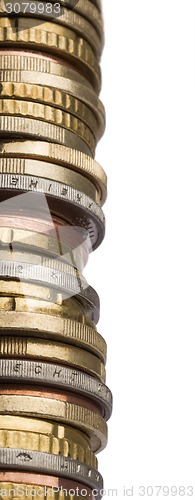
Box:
[0,91,100,149]
[0,116,92,155]
[65,0,103,38]
[0,360,112,420]
[0,18,101,92]
[0,50,93,87]
[0,336,106,381]
[0,99,96,154]
[0,478,94,500]
[0,172,105,250]
[0,312,106,359]
[0,83,99,138]
[0,70,105,136]
[0,415,92,443]
[0,0,111,493]
[0,260,100,322]
[0,5,103,57]
[0,480,95,500]
[0,428,97,467]
[0,249,87,278]
[0,448,103,498]
[0,387,100,414]
[0,226,90,271]
[0,158,99,204]
[0,395,107,452]
[0,280,99,327]
[0,140,107,205]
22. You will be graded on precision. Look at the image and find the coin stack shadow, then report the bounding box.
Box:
[0,1,112,499]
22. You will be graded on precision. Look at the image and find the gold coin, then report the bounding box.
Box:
[0,294,91,322]
[0,336,106,381]
[69,0,103,38]
[0,279,92,312]
[0,227,89,272]
[0,415,90,443]
[0,50,92,87]
[0,157,99,203]
[0,429,97,467]
[89,0,102,11]
[0,395,107,452]
[0,279,97,327]
[0,100,96,155]
[0,305,106,360]
[0,70,105,137]
[0,116,92,155]
[0,82,99,139]
[0,4,103,57]
[0,140,107,205]
[0,18,101,92]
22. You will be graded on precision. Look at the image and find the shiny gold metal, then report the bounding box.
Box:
[69,0,103,38]
[0,395,108,452]
[0,5,103,57]
[0,70,105,137]
[0,116,92,155]
[0,428,97,467]
[0,415,91,444]
[90,0,102,10]
[0,335,106,381]
[0,82,99,139]
[0,280,83,303]
[0,18,101,92]
[0,308,106,360]
[0,0,111,490]
[0,50,92,87]
[0,386,100,414]
[0,100,96,155]
[0,140,107,205]
[0,158,100,204]
[0,294,96,330]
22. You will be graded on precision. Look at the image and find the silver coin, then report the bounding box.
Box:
[0,260,99,323]
[0,448,103,498]
[0,173,104,224]
[0,171,105,250]
[0,359,112,420]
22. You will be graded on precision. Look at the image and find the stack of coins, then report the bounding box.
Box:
[0,1,112,499]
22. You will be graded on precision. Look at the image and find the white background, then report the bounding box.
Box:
[86,0,195,498]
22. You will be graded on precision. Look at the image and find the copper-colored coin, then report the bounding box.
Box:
[0,395,107,452]
[0,213,90,249]
[0,473,94,498]
[0,49,92,87]
[0,213,70,235]
[0,216,90,271]
[0,386,101,414]
[0,18,101,92]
